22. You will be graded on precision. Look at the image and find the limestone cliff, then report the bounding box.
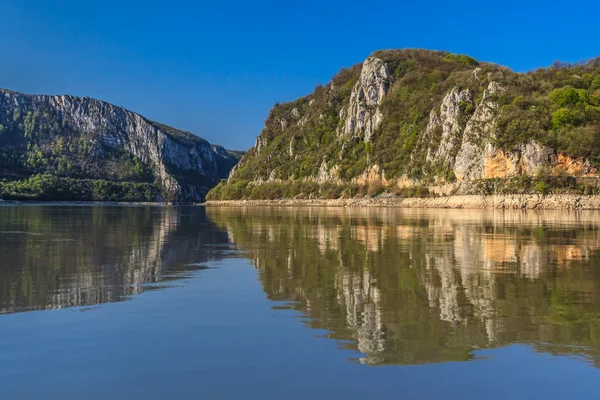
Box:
[209,49,600,200]
[339,56,390,142]
[0,88,241,202]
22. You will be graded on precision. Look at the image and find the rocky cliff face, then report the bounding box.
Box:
[0,88,241,202]
[339,56,390,142]
[210,49,600,200]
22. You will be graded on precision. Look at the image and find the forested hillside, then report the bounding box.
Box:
[209,49,600,200]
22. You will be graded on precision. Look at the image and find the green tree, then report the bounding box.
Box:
[551,108,580,128]
[549,87,582,106]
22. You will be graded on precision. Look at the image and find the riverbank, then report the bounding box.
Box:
[205,194,600,210]
[0,200,178,206]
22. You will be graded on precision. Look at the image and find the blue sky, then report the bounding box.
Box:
[1,0,599,150]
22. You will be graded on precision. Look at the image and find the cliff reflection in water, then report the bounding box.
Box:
[208,207,600,366]
[0,206,230,314]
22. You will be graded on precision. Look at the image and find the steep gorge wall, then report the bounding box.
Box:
[0,89,241,202]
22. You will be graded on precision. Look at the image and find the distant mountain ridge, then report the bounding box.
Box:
[209,49,600,200]
[0,88,242,202]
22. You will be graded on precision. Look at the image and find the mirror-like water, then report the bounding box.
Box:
[1,205,600,398]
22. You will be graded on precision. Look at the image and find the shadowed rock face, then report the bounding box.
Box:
[208,207,600,367]
[0,89,241,202]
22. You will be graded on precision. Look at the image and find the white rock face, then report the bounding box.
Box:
[0,90,239,202]
[340,56,390,142]
[255,135,268,154]
[449,82,570,182]
[288,135,295,157]
[519,141,554,174]
[317,161,341,182]
[425,87,474,167]
[453,82,503,181]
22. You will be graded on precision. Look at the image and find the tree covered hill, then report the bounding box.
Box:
[209,49,600,200]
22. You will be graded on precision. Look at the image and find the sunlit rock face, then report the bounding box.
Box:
[210,207,600,367]
[340,56,390,143]
[424,87,474,168]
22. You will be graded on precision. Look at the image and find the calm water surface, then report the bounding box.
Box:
[1,205,600,398]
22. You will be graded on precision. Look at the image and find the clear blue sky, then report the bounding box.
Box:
[2,0,599,150]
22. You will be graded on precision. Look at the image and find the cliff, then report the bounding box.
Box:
[209,49,600,200]
[0,88,242,202]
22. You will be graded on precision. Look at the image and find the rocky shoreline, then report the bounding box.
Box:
[205,194,600,210]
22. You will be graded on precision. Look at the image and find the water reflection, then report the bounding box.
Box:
[0,206,230,314]
[207,207,600,366]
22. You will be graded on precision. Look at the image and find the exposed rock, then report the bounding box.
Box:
[397,175,418,188]
[207,194,600,210]
[255,136,268,154]
[453,82,504,181]
[483,148,520,178]
[519,141,554,175]
[278,117,288,130]
[288,135,295,157]
[268,169,277,181]
[425,87,474,167]
[553,153,599,176]
[299,113,310,126]
[340,56,390,142]
[354,164,389,186]
[317,161,341,182]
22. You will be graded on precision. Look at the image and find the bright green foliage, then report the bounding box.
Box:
[535,181,549,195]
[443,53,480,67]
[549,87,599,107]
[494,65,600,153]
[549,87,584,106]
[0,174,156,202]
[551,108,581,128]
